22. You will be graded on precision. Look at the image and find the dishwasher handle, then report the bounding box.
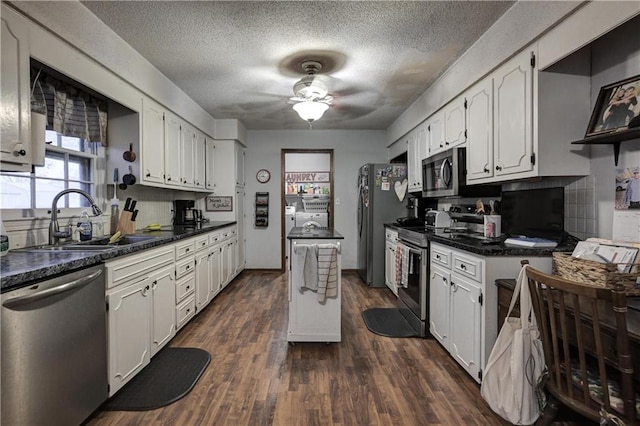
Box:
[2,269,103,309]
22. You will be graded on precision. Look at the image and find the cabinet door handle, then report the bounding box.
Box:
[495,165,502,171]
[484,167,489,173]
[16,149,27,156]
[146,172,151,177]
[460,264,467,270]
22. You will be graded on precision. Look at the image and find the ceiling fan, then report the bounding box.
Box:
[289,60,333,123]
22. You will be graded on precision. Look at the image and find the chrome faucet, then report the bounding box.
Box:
[49,189,102,245]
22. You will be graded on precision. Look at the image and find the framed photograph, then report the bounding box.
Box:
[586,74,640,137]
[205,196,233,212]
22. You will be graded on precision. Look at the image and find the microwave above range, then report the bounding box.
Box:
[421,147,500,199]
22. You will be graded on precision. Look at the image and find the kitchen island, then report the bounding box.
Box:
[287,227,344,343]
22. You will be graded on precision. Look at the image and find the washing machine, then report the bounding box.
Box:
[295,211,329,228]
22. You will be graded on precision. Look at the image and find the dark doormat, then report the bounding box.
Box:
[362,308,420,338]
[104,347,211,411]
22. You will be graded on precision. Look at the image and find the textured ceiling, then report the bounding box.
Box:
[81,1,514,130]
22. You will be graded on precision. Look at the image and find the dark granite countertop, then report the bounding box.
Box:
[384,222,574,256]
[287,227,344,240]
[1,221,236,293]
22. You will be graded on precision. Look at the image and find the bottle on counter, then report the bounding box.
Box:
[77,210,93,241]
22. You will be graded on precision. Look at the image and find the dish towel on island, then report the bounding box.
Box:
[316,244,339,303]
[293,244,318,292]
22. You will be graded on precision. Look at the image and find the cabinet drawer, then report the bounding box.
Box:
[106,246,174,289]
[385,229,398,242]
[176,274,195,303]
[176,295,196,330]
[431,246,451,268]
[195,235,209,252]
[209,231,221,245]
[452,254,482,283]
[175,240,195,260]
[176,257,195,279]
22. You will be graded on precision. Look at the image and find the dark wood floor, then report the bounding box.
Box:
[88,270,509,425]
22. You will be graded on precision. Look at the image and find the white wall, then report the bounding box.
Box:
[244,130,388,269]
[589,17,640,238]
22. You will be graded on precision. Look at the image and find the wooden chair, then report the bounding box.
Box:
[524,266,638,425]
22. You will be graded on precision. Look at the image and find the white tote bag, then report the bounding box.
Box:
[480,265,546,425]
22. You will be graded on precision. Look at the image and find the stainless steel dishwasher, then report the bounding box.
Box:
[1,264,108,425]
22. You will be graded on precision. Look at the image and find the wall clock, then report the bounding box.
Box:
[256,169,271,183]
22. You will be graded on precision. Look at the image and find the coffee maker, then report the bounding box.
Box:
[173,200,196,226]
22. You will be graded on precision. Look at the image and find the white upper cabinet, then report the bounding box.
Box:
[466,43,589,184]
[205,137,215,192]
[443,96,467,149]
[426,110,445,156]
[163,110,182,187]
[235,143,245,187]
[466,78,494,182]
[406,129,422,193]
[493,48,535,179]
[141,97,166,185]
[141,96,212,192]
[194,130,206,190]
[1,6,31,172]
[180,123,195,187]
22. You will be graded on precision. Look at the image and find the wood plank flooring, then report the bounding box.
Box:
[88,270,509,426]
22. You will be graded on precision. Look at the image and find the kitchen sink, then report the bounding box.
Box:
[18,235,158,252]
[72,235,157,246]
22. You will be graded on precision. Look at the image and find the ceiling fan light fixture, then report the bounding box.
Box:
[292,101,329,122]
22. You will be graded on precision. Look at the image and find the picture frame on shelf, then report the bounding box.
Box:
[585,74,640,137]
[205,196,233,211]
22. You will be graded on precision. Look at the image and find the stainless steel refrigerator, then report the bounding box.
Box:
[357,163,408,287]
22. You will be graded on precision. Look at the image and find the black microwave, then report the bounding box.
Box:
[421,147,500,198]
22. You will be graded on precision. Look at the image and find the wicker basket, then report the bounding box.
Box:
[552,252,640,295]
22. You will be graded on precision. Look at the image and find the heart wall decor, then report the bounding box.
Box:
[394,179,408,201]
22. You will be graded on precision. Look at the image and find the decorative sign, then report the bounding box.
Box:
[285,171,330,183]
[205,196,233,212]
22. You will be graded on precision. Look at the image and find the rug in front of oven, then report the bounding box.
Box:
[362,308,420,338]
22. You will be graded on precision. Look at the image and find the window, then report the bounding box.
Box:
[0,131,95,209]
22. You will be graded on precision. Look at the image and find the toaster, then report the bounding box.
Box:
[425,210,452,228]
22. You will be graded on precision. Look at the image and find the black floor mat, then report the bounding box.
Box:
[104,347,211,411]
[362,308,420,338]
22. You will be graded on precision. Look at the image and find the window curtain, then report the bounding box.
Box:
[31,69,108,146]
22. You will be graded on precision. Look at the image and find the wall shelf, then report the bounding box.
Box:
[571,127,640,166]
[255,192,269,228]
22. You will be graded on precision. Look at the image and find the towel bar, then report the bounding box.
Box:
[293,242,341,254]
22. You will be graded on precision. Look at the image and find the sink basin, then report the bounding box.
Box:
[73,235,157,247]
[19,235,158,252]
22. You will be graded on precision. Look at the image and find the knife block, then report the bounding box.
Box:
[116,211,136,235]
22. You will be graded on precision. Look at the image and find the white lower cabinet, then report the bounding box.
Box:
[107,275,151,397]
[384,228,399,295]
[105,245,174,396]
[429,245,483,382]
[195,248,211,311]
[106,226,240,396]
[429,242,553,383]
[150,264,177,357]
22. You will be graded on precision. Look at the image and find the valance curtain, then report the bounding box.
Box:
[31,68,108,146]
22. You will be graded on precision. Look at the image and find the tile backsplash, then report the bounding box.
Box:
[503,175,597,241]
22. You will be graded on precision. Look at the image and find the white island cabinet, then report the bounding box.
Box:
[287,228,344,343]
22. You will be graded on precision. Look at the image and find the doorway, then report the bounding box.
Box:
[281,149,334,271]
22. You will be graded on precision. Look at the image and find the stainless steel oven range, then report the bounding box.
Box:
[396,227,430,337]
